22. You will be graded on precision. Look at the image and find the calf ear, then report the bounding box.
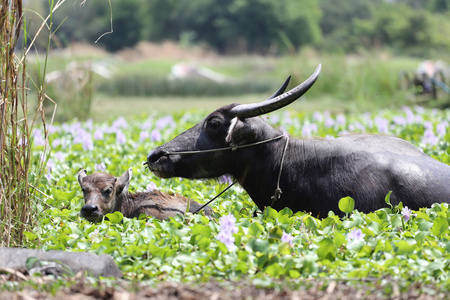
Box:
[117,168,132,194]
[77,169,87,186]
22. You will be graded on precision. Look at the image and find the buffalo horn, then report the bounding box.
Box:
[230,64,321,119]
[266,75,291,100]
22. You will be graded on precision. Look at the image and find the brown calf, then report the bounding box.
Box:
[77,168,212,222]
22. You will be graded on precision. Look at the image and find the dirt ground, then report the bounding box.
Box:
[0,273,448,300]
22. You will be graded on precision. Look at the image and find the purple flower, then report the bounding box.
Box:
[217,214,238,251]
[45,171,52,181]
[424,121,433,130]
[302,125,312,137]
[95,162,106,172]
[375,117,389,134]
[140,120,153,130]
[47,159,55,170]
[93,129,104,140]
[218,174,233,185]
[116,131,126,145]
[313,111,323,122]
[436,122,447,136]
[33,129,46,146]
[403,107,415,124]
[52,138,61,148]
[270,115,280,124]
[85,119,94,130]
[217,230,237,251]
[393,116,406,126]
[54,151,65,161]
[82,134,94,151]
[111,117,128,130]
[281,231,294,246]
[401,206,416,222]
[422,129,438,146]
[324,118,334,128]
[336,114,346,126]
[151,129,161,142]
[146,182,157,192]
[347,228,365,242]
[73,129,93,151]
[139,131,150,142]
[156,116,175,129]
[415,106,425,114]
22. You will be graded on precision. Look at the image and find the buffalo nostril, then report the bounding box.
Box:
[81,204,98,214]
[147,149,166,163]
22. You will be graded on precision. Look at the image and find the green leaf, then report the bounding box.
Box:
[53,189,77,203]
[248,222,264,237]
[316,238,336,261]
[247,238,270,253]
[333,232,346,247]
[303,216,318,231]
[418,220,433,231]
[196,237,211,250]
[265,263,284,277]
[288,269,300,279]
[106,211,123,224]
[25,257,40,270]
[338,197,354,214]
[126,244,146,256]
[24,231,37,241]
[263,207,278,220]
[268,226,283,240]
[384,191,393,208]
[431,215,449,238]
[395,240,415,255]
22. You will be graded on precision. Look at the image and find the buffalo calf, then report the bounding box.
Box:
[78,168,212,222]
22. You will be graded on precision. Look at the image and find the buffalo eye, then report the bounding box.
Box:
[207,119,221,129]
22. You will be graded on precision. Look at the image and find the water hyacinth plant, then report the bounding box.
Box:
[26,106,450,295]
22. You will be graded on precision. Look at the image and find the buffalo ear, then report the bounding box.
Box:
[226,118,258,146]
[77,169,87,186]
[117,168,132,194]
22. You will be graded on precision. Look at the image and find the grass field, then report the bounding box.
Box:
[91,93,365,122]
[34,45,450,123]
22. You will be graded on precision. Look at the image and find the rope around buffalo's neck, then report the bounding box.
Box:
[183,134,289,214]
[270,135,289,207]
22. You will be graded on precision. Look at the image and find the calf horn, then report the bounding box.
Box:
[230,64,321,119]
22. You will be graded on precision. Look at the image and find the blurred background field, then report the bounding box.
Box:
[28,45,448,122]
[23,0,450,122]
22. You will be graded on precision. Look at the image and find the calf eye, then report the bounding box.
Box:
[103,188,113,196]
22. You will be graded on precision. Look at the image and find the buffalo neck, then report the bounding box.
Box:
[234,137,333,214]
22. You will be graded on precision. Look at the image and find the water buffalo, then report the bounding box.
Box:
[146,64,450,217]
[78,168,212,222]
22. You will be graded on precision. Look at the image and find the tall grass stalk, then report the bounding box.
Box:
[0,0,64,247]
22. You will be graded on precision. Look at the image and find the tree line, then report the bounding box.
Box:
[26,0,450,56]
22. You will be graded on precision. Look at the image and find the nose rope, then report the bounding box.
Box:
[145,134,288,214]
[159,134,284,156]
[192,179,238,214]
